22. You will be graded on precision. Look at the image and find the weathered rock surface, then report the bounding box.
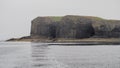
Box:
[30,15,120,39]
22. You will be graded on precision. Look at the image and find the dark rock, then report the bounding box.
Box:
[58,15,95,38]
[31,17,54,38]
[111,26,120,37]
[7,38,17,41]
[19,36,31,39]
[93,20,120,37]
[30,15,120,39]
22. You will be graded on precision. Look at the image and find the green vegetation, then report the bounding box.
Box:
[50,16,62,21]
[90,17,103,20]
[66,15,103,20]
[82,16,104,21]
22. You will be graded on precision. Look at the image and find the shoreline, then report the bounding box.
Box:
[6,38,120,45]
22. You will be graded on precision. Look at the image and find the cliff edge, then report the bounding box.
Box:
[31,15,120,39]
[7,15,120,44]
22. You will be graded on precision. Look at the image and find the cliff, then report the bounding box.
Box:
[30,15,120,39]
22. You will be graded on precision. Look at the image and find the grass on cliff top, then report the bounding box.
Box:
[82,16,104,21]
[65,15,104,20]
[50,16,63,21]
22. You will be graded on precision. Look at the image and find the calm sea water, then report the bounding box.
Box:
[0,42,120,68]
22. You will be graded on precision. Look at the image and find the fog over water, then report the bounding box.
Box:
[0,0,120,40]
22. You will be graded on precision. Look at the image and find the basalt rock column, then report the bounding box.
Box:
[58,15,95,38]
[30,15,120,39]
[31,17,54,38]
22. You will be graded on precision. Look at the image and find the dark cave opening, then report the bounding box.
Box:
[49,25,57,38]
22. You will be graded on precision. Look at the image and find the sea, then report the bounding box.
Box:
[0,42,120,68]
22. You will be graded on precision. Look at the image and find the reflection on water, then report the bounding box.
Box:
[0,42,120,68]
[31,43,120,68]
[31,43,67,68]
[31,44,50,68]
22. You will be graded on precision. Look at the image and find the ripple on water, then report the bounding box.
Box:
[1,42,120,68]
[31,44,70,68]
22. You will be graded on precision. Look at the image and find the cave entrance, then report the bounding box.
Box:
[49,25,57,38]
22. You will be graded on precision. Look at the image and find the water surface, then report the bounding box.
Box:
[0,42,120,68]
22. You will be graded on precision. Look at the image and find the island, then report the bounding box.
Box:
[7,15,120,44]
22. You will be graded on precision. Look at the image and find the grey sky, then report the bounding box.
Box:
[0,0,120,40]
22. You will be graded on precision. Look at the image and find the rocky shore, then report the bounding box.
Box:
[7,36,120,45]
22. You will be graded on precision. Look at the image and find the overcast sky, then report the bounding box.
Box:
[0,0,120,40]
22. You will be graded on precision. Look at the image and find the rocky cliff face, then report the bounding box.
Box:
[31,15,120,39]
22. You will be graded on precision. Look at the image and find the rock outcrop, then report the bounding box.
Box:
[30,15,120,39]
